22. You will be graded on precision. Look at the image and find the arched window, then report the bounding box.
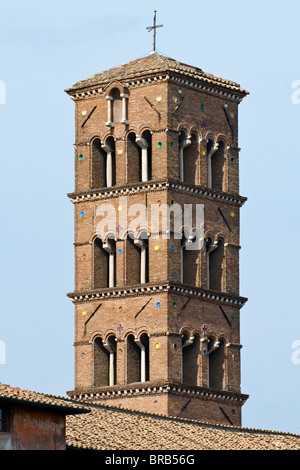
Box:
[126,333,149,383]
[127,334,141,383]
[181,234,199,286]
[136,130,152,182]
[93,237,116,288]
[136,333,150,382]
[103,335,117,386]
[101,136,116,188]
[91,137,115,189]
[182,333,200,386]
[206,238,225,291]
[207,338,225,390]
[183,132,199,185]
[110,88,122,123]
[211,141,225,191]
[207,139,225,191]
[127,132,140,183]
[91,138,106,189]
[106,86,129,126]
[94,335,117,387]
[94,337,109,387]
[134,234,149,284]
[179,130,191,182]
[124,233,149,285]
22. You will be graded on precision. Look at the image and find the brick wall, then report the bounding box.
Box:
[67,67,247,425]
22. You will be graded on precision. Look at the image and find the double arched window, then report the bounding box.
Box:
[127,130,152,183]
[126,333,149,384]
[123,233,149,285]
[93,332,150,387]
[94,334,117,387]
[180,331,227,390]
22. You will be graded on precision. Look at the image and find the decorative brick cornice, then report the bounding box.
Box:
[67,281,247,307]
[67,179,247,206]
[66,72,246,104]
[67,381,249,405]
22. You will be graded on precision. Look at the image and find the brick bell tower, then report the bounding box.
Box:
[65,50,249,426]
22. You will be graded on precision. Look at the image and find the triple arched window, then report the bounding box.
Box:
[178,130,226,191]
[93,329,227,390]
[93,233,149,289]
[90,130,152,189]
[181,332,227,390]
[93,333,149,387]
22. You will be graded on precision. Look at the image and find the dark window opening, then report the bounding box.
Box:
[0,407,9,433]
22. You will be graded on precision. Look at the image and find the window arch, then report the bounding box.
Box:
[126,333,149,383]
[91,137,115,189]
[182,333,200,386]
[110,88,122,123]
[103,334,117,386]
[93,237,116,288]
[94,335,117,387]
[126,131,152,183]
[106,86,129,126]
[207,337,225,390]
[181,232,199,286]
[136,130,152,182]
[206,237,225,291]
[211,141,225,191]
[179,129,191,182]
[207,139,225,191]
[183,132,199,185]
[102,136,116,188]
[127,132,140,183]
[134,235,149,284]
[91,138,106,189]
[94,336,109,387]
[124,232,149,285]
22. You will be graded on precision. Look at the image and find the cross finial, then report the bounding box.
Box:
[146,10,163,53]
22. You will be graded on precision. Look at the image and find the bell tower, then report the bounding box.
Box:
[65,52,249,426]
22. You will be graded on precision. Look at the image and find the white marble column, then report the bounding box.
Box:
[135,337,146,383]
[102,142,113,187]
[106,95,113,126]
[103,340,115,386]
[136,136,149,182]
[134,239,147,283]
[103,239,115,287]
[120,93,129,124]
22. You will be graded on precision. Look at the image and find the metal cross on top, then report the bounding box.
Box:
[146,10,163,53]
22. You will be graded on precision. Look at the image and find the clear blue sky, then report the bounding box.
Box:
[0,0,299,435]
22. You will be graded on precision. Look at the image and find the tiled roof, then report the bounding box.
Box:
[66,403,300,450]
[0,383,90,415]
[67,53,248,96]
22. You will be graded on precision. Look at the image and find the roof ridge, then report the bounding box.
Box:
[67,397,300,438]
[66,52,248,96]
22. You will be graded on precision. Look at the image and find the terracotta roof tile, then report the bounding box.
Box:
[67,53,248,96]
[0,382,90,415]
[66,402,300,450]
